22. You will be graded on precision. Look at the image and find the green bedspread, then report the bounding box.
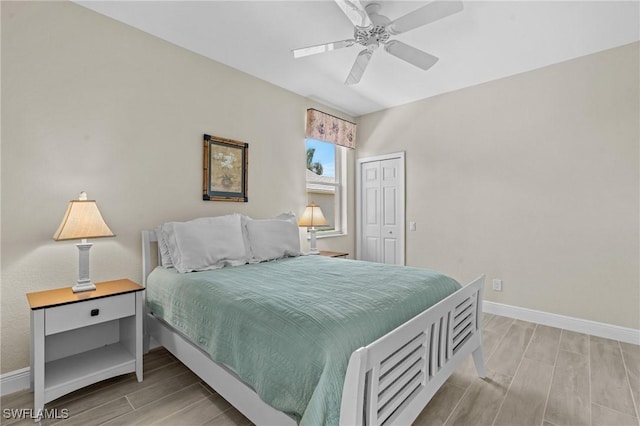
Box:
[146,255,460,426]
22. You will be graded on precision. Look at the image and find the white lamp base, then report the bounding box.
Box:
[308,228,320,255]
[73,241,97,293]
[72,281,97,293]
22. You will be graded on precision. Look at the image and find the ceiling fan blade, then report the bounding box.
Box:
[387,1,463,35]
[292,40,355,58]
[384,41,439,70]
[345,49,372,85]
[334,0,372,28]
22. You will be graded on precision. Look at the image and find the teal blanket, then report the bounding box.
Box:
[146,256,460,425]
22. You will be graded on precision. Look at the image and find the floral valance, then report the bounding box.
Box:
[305,109,356,149]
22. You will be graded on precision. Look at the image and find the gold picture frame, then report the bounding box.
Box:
[203,134,248,202]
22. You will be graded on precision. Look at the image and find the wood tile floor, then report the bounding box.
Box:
[2,314,639,425]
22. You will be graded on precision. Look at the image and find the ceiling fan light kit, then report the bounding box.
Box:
[292,0,464,85]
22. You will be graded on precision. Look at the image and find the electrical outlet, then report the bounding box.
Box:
[492,279,503,291]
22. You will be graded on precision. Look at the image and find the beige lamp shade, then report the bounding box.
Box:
[298,201,328,227]
[53,199,114,241]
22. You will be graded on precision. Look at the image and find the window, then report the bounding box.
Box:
[305,138,347,235]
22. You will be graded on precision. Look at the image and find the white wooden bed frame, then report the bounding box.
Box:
[142,230,486,426]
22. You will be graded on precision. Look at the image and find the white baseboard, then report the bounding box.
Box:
[0,367,30,397]
[3,304,638,397]
[484,301,640,345]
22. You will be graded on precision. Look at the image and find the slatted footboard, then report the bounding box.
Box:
[340,275,485,426]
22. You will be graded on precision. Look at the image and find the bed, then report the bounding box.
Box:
[141,216,485,426]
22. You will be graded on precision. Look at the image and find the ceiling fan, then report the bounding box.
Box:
[292,0,463,85]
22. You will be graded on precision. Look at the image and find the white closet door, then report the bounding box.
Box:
[380,158,402,264]
[362,161,381,262]
[357,153,405,265]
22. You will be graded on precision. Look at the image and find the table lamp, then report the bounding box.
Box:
[53,192,115,292]
[298,201,328,255]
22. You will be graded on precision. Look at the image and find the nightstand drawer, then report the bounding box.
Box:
[45,293,135,336]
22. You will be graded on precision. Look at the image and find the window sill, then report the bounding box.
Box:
[307,231,346,240]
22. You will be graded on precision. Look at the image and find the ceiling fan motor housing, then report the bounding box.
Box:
[355,3,391,50]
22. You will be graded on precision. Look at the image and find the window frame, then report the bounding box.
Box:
[305,140,347,237]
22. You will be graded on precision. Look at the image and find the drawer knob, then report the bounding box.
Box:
[91,309,100,317]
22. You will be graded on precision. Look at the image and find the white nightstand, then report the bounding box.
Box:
[26,279,144,418]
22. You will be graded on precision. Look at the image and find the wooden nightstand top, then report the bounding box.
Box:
[318,250,349,258]
[26,279,144,310]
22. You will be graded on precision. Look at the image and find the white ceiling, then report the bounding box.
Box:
[76,1,639,117]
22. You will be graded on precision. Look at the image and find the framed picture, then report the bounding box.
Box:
[203,134,248,202]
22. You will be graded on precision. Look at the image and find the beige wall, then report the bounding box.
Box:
[357,42,640,330]
[0,1,354,373]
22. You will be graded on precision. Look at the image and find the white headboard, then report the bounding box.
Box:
[141,229,160,287]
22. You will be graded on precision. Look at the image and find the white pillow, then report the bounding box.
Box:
[240,215,253,262]
[155,226,173,268]
[161,214,248,273]
[246,212,301,263]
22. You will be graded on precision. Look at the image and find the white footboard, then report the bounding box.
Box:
[340,275,485,426]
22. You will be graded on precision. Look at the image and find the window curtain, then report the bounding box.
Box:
[305,108,356,149]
